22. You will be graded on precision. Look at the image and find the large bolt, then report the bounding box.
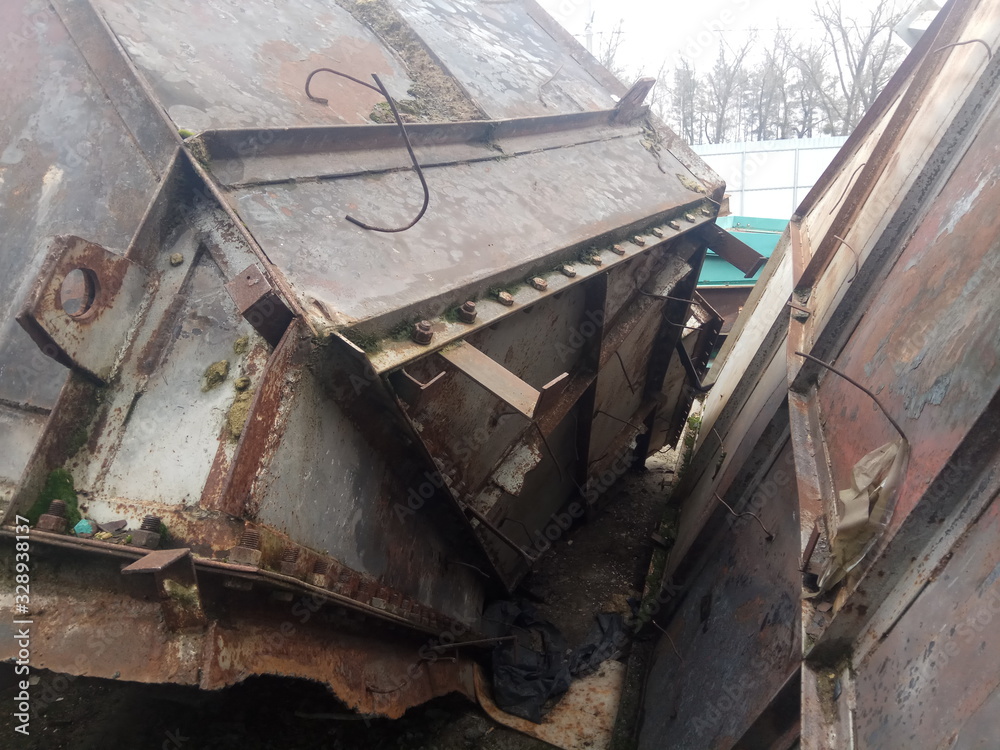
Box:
[458,301,477,323]
[229,528,263,567]
[496,291,515,306]
[129,514,163,549]
[529,277,548,291]
[36,500,68,534]
[279,545,301,577]
[308,560,331,588]
[140,515,161,532]
[412,320,433,345]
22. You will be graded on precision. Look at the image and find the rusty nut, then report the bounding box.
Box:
[129,529,161,550]
[496,290,515,306]
[412,320,434,345]
[651,227,664,238]
[229,529,262,567]
[36,500,68,534]
[632,236,646,247]
[529,277,548,291]
[36,514,68,534]
[684,213,696,223]
[279,545,301,577]
[667,220,681,231]
[560,265,577,278]
[458,300,477,323]
[611,244,626,256]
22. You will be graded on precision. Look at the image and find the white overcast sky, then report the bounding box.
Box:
[536,0,911,79]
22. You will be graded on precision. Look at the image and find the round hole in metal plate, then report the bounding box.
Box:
[60,268,98,318]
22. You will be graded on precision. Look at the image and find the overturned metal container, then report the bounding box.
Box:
[0,0,744,718]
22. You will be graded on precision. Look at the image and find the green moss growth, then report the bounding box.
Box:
[227,391,254,441]
[202,360,230,391]
[369,101,401,123]
[678,414,702,480]
[178,128,195,139]
[442,305,467,324]
[26,469,82,528]
[387,318,420,342]
[163,579,201,608]
[343,329,381,354]
[186,137,211,168]
[158,522,171,545]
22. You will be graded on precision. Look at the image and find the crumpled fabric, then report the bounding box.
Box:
[813,438,909,594]
[483,601,626,723]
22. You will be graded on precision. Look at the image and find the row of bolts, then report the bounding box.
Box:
[408,211,704,346]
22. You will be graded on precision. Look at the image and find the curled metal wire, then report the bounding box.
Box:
[933,39,993,60]
[305,69,430,233]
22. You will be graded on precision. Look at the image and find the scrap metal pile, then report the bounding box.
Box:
[0,0,754,727]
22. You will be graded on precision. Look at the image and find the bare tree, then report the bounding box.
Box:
[797,0,907,135]
[704,39,753,143]
[597,19,628,84]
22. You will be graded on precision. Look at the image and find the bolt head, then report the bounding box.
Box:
[611,244,626,256]
[129,529,161,550]
[701,207,713,216]
[308,573,329,588]
[560,265,577,278]
[667,220,681,230]
[36,514,67,534]
[529,277,548,291]
[632,236,646,247]
[588,255,603,266]
[412,320,434,345]
[497,291,515,306]
[652,227,664,238]
[684,213,696,223]
[458,301,477,323]
[229,545,263,567]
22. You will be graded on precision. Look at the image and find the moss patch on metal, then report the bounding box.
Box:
[202,360,230,391]
[27,468,82,528]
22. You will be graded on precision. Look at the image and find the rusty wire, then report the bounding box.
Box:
[933,39,993,60]
[614,350,637,394]
[794,351,908,442]
[305,69,429,233]
[832,234,860,283]
[715,493,775,541]
[828,161,867,215]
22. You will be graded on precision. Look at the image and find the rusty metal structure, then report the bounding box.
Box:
[633,0,1000,747]
[0,0,748,721]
